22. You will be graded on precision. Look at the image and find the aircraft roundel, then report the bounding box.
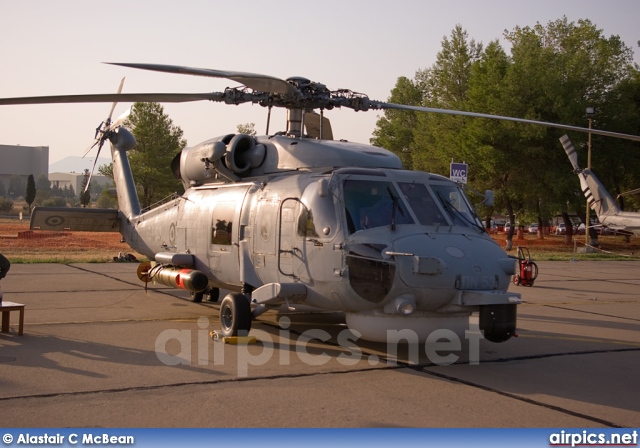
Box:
[44,215,65,226]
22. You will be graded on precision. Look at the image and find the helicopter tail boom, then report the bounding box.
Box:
[110,127,141,220]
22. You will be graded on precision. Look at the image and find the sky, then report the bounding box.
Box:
[1,0,639,165]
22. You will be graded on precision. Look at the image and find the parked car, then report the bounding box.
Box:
[487,220,505,234]
[555,222,566,235]
[528,223,539,234]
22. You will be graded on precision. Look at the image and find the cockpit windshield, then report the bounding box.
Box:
[397,182,449,226]
[343,177,484,234]
[343,179,413,233]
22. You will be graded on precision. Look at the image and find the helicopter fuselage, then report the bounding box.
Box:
[120,134,520,342]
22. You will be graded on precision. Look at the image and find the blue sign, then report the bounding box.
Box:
[450,162,468,184]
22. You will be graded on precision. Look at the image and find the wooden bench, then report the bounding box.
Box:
[0,301,25,335]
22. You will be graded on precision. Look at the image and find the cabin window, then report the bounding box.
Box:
[211,201,234,245]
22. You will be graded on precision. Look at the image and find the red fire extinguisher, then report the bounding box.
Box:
[513,246,538,287]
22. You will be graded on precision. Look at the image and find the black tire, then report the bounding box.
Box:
[207,287,220,303]
[219,293,252,337]
[190,291,204,303]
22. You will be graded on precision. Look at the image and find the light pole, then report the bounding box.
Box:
[585,106,596,246]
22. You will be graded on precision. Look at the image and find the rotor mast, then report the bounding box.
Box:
[287,108,303,137]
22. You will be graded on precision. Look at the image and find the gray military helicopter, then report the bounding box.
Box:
[3,63,640,343]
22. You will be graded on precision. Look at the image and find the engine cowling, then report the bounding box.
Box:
[172,134,266,187]
[225,133,266,174]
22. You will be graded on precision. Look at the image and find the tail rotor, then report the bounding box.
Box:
[83,77,129,193]
[559,134,581,172]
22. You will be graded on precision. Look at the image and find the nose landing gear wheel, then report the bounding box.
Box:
[219,292,252,337]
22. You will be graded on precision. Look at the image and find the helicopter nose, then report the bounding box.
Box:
[389,234,512,291]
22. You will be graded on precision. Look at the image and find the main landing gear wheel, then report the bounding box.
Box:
[190,287,220,303]
[219,292,252,337]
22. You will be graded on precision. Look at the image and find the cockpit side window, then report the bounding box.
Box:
[297,179,337,240]
[297,205,319,238]
[343,179,413,234]
[398,182,449,226]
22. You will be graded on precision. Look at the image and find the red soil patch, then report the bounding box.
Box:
[0,220,132,254]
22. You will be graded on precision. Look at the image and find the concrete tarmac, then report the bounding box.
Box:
[0,261,638,428]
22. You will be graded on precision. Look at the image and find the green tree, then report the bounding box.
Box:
[8,175,24,199]
[412,25,483,175]
[25,174,36,211]
[125,102,186,209]
[98,163,113,179]
[34,173,52,205]
[603,68,640,212]
[502,17,637,240]
[0,198,13,213]
[42,197,67,207]
[79,169,91,207]
[370,76,423,169]
[236,123,257,136]
[65,184,76,200]
[96,190,118,209]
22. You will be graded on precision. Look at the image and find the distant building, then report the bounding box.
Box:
[0,145,112,199]
[49,171,113,195]
[0,144,49,195]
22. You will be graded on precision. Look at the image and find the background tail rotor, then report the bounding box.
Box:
[560,134,581,172]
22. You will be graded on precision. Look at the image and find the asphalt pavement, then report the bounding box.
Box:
[0,260,638,428]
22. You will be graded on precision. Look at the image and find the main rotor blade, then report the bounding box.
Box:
[375,101,640,143]
[106,62,299,96]
[0,92,224,105]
